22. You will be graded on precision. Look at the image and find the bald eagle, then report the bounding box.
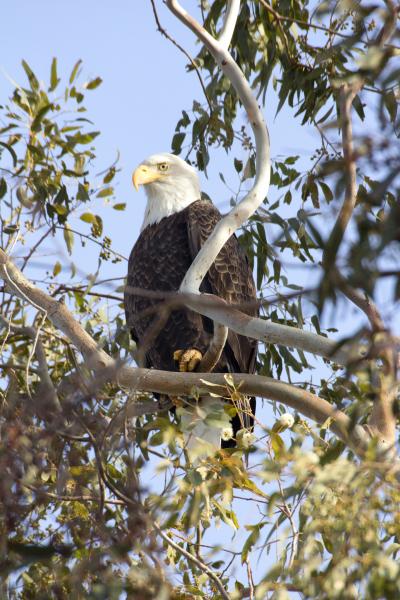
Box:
[124,153,258,455]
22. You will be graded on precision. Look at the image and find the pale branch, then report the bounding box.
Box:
[218,0,241,50]
[181,292,353,366]
[0,247,382,455]
[165,0,271,294]
[198,322,228,372]
[0,248,113,372]
[117,365,363,449]
[124,286,355,365]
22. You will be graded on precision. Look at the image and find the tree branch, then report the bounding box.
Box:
[218,0,240,50]
[0,248,113,371]
[123,285,358,365]
[165,0,271,294]
[333,268,385,332]
[0,247,379,455]
[322,83,358,268]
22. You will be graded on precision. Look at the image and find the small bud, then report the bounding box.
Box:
[241,431,255,449]
[197,466,208,480]
[272,412,295,433]
[221,426,234,441]
[279,413,294,429]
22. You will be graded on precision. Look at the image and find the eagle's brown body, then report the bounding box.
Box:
[124,199,258,444]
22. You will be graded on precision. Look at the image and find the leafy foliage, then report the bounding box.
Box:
[0,1,400,598]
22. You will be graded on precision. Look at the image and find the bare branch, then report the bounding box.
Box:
[322,83,358,268]
[117,365,363,449]
[218,0,240,50]
[124,286,355,366]
[0,248,113,371]
[0,247,382,455]
[333,268,385,332]
[149,0,212,112]
[181,292,354,365]
[198,322,228,372]
[165,0,270,294]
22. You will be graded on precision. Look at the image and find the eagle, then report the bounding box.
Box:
[124,153,258,457]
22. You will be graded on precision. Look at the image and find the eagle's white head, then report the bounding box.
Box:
[132,152,201,230]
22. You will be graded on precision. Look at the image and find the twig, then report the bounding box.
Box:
[21,226,53,272]
[245,558,255,600]
[154,523,231,600]
[333,268,385,332]
[259,0,354,40]
[54,225,128,262]
[149,0,212,112]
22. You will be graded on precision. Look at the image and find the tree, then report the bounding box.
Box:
[0,0,399,598]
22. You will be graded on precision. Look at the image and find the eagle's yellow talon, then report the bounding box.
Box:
[173,348,203,372]
[173,349,184,361]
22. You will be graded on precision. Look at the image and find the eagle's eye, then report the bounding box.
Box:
[158,162,169,172]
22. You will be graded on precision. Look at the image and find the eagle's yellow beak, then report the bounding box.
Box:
[132,164,163,191]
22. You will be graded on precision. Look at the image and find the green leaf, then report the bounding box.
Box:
[103,167,116,184]
[384,90,397,123]
[69,59,82,84]
[171,132,185,154]
[49,57,60,91]
[0,141,17,167]
[241,523,265,564]
[22,60,39,91]
[319,181,333,203]
[352,95,365,121]
[53,261,62,277]
[77,183,90,201]
[3,224,18,234]
[96,187,113,198]
[270,432,285,457]
[80,212,96,223]
[63,224,74,254]
[113,203,126,211]
[0,178,7,199]
[85,77,102,90]
[234,158,243,173]
[31,104,53,133]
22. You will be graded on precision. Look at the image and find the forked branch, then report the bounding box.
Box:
[165,0,271,294]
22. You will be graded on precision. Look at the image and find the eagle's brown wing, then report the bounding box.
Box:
[186,200,258,376]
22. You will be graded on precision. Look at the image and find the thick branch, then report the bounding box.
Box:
[181,292,353,366]
[0,248,378,454]
[218,0,240,50]
[165,0,271,294]
[124,285,358,365]
[0,248,113,371]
